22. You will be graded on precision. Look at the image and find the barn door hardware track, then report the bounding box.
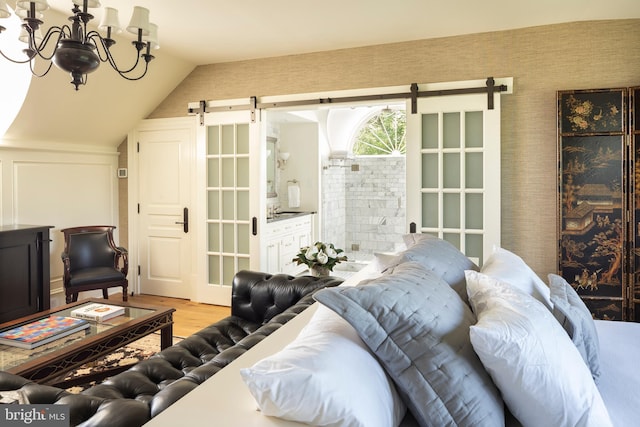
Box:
[188,77,508,123]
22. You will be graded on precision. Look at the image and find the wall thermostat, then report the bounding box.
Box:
[117,168,128,178]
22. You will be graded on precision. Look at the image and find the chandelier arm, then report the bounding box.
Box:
[0,49,33,64]
[88,32,144,74]
[113,59,150,81]
[30,26,68,62]
[86,35,110,63]
[28,56,54,77]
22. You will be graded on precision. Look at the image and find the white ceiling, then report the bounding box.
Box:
[48,0,640,66]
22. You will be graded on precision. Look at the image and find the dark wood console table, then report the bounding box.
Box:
[0,225,53,323]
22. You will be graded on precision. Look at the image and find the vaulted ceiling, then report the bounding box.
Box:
[47,0,640,66]
[2,0,639,149]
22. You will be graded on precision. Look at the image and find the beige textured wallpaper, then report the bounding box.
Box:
[148,19,640,277]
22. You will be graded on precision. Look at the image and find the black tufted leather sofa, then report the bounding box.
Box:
[0,270,343,427]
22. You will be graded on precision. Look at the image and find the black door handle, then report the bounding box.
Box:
[175,207,189,233]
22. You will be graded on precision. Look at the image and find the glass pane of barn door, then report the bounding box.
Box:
[406,93,501,267]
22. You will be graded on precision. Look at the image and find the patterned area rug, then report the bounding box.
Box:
[64,333,182,394]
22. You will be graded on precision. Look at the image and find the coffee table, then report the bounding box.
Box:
[0,298,175,386]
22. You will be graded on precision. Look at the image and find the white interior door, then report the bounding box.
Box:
[406,93,501,266]
[195,110,262,305]
[137,126,194,298]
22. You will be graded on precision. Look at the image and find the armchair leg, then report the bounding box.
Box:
[122,285,128,302]
[102,289,109,299]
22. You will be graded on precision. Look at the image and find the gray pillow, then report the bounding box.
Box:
[548,274,601,382]
[314,262,504,427]
[399,234,479,303]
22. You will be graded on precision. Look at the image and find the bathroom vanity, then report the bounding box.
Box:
[263,212,314,275]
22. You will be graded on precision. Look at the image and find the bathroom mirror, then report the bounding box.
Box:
[266,137,277,198]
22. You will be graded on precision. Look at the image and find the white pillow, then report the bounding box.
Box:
[480,246,553,310]
[465,270,612,427]
[372,252,404,272]
[240,305,406,427]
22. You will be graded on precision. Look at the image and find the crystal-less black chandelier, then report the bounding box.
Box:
[0,0,158,90]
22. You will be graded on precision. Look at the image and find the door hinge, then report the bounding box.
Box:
[137,203,140,214]
[138,265,141,276]
[137,142,140,152]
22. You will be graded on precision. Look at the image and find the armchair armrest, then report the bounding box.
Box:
[60,251,71,283]
[114,246,129,276]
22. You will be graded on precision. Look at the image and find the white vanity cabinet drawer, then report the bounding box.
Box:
[263,214,314,275]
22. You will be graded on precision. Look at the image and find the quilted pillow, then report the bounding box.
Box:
[480,246,552,310]
[465,270,612,427]
[548,273,601,382]
[314,262,504,427]
[399,233,479,303]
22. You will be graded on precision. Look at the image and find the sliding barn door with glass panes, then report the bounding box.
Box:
[557,87,640,321]
[199,110,260,306]
[406,93,501,267]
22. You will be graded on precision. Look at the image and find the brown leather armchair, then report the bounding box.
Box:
[60,225,128,304]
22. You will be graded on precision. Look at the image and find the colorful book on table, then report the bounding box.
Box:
[70,303,125,322]
[0,316,90,350]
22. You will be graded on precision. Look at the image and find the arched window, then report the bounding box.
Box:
[352,107,406,155]
[0,8,32,138]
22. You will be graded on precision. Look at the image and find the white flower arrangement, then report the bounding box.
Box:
[293,241,347,272]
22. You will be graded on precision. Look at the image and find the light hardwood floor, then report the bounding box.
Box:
[108,294,230,338]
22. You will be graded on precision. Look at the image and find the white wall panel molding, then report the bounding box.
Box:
[0,140,120,156]
[1,148,119,300]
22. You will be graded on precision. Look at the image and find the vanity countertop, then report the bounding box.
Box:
[266,211,314,223]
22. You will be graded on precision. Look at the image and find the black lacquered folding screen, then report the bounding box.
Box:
[557,87,637,321]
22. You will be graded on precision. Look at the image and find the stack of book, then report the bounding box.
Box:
[0,316,90,350]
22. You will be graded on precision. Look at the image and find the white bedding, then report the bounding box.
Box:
[594,319,640,427]
[144,265,640,427]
